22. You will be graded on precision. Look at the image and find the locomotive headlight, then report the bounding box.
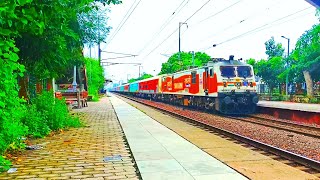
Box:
[223,96,232,105]
[249,82,253,87]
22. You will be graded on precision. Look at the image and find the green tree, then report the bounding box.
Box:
[292,24,320,97]
[0,0,120,171]
[265,36,285,59]
[15,1,116,79]
[128,73,153,83]
[85,58,105,100]
[78,4,112,46]
[252,57,284,94]
[0,1,39,165]
[159,52,211,74]
[246,58,256,66]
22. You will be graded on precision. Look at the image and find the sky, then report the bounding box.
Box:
[83,0,319,84]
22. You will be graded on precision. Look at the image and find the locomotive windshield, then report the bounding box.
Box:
[220,66,236,78]
[237,66,252,78]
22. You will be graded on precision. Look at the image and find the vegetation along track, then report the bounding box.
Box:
[114,93,320,172]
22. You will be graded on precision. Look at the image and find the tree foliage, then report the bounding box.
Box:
[128,73,153,83]
[292,24,320,96]
[15,0,118,79]
[249,57,285,92]
[0,1,37,170]
[292,24,320,73]
[85,58,105,100]
[159,52,211,74]
[0,0,120,171]
[265,36,285,59]
[78,4,112,46]
[247,37,286,94]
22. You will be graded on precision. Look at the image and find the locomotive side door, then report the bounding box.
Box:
[203,67,209,95]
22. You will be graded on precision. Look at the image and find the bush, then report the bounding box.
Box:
[309,98,319,104]
[21,105,50,138]
[0,104,27,172]
[0,156,11,172]
[21,90,83,138]
[28,90,82,132]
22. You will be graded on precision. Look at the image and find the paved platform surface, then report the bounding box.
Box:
[120,97,319,180]
[258,100,320,113]
[0,97,140,179]
[110,95,247,180]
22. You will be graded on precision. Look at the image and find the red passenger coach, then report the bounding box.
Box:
[124,84,129,91]
[139,77,160,93]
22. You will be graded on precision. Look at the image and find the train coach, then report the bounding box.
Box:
[113,56,259,114]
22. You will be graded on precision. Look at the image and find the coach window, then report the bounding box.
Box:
[191,71,196,84]
[210,69,214,77]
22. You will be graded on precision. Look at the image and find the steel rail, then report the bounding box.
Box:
[225,115,320,139]
[248,114,320,131]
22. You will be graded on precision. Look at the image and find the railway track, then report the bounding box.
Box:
[227,115,320,139]
[115,93,320,172]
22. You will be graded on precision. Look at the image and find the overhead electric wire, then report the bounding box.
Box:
[197,0,243,25]
[104,0,138,46]
[145,0,244,57]
[195,0,281,47]
[162,0,248,54]
[100,55,137,60]
[142,0,212,59]
[102,51,138,56]
[200,6,313,51]
[253,11,314,33]
[137,0,189,54]
[217,6,313,45]
[183,0,212,23]
[105,0,142,47]
[163,28,188,54]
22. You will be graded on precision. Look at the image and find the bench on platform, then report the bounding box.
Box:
[55,91,88,108]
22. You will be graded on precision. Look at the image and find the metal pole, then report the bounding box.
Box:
[98,43,101,65]
[179,22,181,61]
[139,66,141,78]
[281,36,290,99]
[98,13,101,65]
[191,51,195,66]
[178,22,187,61]
[286,38,290,98]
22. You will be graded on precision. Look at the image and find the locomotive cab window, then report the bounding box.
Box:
[237,66,252,78]
[191,71,197,84]
[209,69,214,77]
[220,66,236,78]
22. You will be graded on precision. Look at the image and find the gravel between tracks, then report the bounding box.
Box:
[138,99,320,161]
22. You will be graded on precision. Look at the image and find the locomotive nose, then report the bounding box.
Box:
[252,95,259,104]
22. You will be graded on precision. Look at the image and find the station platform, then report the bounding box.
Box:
[109,95,247,180]
[258,100,320,113]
